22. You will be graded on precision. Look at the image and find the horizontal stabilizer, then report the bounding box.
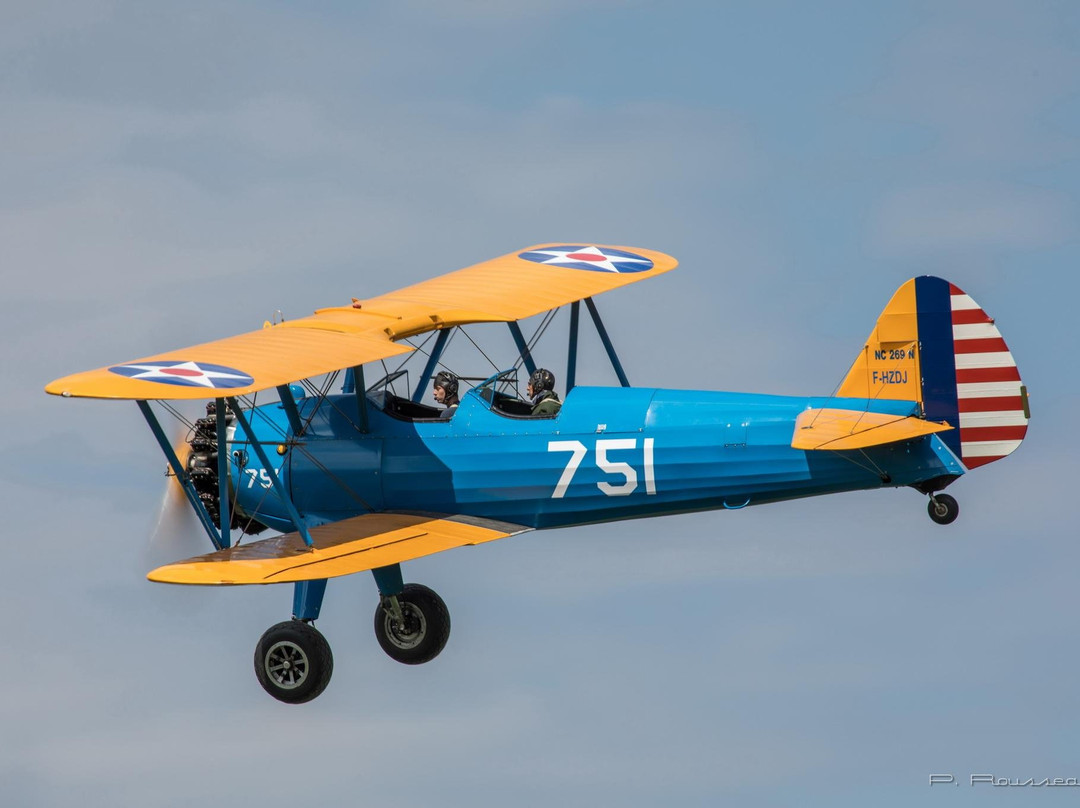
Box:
[147,513,530,585]
[792,408,953,451]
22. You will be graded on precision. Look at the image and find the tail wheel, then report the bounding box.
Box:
[374,583,451,665]
[254,620,333,704]
[928,493,959,525]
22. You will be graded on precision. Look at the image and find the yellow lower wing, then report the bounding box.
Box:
[792,408,952,451]
[148,513,530,585]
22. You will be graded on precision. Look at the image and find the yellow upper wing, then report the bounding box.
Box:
[46,243,676,401]
[44,327,414,401]
[792,408,953,451]
[349,243,676,336]
[147,512,530,585]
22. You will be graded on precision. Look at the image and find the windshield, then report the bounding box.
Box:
[472,369,522,404]
[357,369,410,411]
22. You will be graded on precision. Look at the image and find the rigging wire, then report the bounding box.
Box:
[513,309,558,373]
[830,448,891,482]
[396,328,470,397]
[857,447,890,481]
[458,325,502,376]
[394,330,438,375]
[227,392,378,539]
[159,401,198,435]
[809,337,920,432]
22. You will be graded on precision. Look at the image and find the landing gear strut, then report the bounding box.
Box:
[374,583,451,665]
[927,493,959,525]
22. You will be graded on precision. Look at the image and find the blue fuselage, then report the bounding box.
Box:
[230,387,963,533]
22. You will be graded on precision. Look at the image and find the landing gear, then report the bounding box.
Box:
[928,493,959,525]
[249,578,449,702]
[374,583,451,665]
[254,620,334,704]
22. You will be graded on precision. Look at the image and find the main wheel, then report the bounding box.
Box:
[254,620,333,704]
[374,583,451,665]
[928,493,959,525]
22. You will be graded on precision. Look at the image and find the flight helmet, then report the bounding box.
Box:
[433,371,458,398]
[529,368,555,395]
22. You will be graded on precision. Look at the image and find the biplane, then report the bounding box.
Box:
[46,244,1030,703]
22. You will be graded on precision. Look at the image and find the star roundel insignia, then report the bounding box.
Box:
[108,360,255,389]
[518,245,654,273]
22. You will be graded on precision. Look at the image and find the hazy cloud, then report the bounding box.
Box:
[864,0,1080,165]
[870,181,1077,254]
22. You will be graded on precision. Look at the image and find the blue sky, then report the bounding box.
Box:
[2,1,1078,805]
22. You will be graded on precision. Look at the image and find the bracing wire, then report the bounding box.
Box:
[458,326,502,376]
[513,309,558,373]
[394,330,438,375]
[159,401,198,435]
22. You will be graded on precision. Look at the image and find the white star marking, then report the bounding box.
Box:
[526,246,651,273]
[119,361,251,388]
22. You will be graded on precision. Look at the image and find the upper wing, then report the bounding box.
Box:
[792,408,953,451]
[147,512,531,585]
[46,243,676,401]
[347,243,676,336]
[44,326,414,401]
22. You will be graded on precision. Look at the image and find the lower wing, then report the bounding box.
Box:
[148,513,531,585]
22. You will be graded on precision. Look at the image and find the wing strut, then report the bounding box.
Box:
[276,385,304,435]
[340,365,371,432]
[566,300,580,393]
[227,397,315,548]
[352,365,370,433]
[507,321,538,375]
[584,297,630,387]
[214,399,230,542]
[411,328,451,403]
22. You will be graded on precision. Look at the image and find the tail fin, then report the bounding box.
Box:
[837,276,1030,469]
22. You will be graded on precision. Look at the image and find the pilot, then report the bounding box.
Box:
[527,368,561,416]
[432,371,460,419]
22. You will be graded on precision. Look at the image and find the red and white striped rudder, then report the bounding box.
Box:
[949,283,1030,469]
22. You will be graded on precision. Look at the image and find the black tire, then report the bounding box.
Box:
[254,620,333,704]
[374,583,451,665]
[928,493,959,525]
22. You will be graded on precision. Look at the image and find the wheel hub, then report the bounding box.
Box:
[265,640,309,689]
[385,605,427,650]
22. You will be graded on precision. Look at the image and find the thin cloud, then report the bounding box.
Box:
[870,181,1077,255]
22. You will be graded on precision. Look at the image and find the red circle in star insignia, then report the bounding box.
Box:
[161,368,203,377]
[567,252,605,262]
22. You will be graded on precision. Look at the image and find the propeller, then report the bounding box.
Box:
[145,421,219,568]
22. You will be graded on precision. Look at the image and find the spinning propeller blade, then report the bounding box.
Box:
[146,426,205,566]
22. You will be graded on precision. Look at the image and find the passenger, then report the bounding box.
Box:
[527,368,561,416]
[432,371,460,419]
